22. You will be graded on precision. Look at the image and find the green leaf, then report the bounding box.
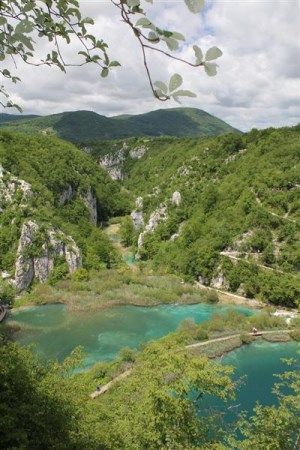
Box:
[127,0,140,7]
[169,73,183,92]
[164,37,179,51]
[204,62,218,76]
[15,20,33,34]
[171,90,197,98]
[154,81,168,94]
[0,17,7,26]
[193,45,203,64]
[171,32,185,41]
[135,18,152,28]
[83,17,94,25]
[184,0,205,14]
[2,69,11,77]
[109,60,121,67]
[23,2,35,13]
[14,34,34,51]
[205,46,223,61]
[101,68,109,78]
[148,31,159,43]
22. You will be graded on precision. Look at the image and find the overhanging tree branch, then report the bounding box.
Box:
[0,0,222,110]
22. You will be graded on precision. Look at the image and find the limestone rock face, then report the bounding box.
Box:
[14,221,81,291]
[210,271,229,289]
[135,197,143,209]
[129,146,147,159]
[137,204,168,249]
[171,191,181,206]
[83,187,97,225]
[58,185,74,206]
[99,148,126,181]
[130,197,144,230]
[0,165,33,206]
[99,143,148,181]
[131,211,144,230]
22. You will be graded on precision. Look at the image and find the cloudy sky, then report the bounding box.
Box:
[2,0,300,131]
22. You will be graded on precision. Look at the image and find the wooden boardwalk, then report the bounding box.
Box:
[90,369,132,399]
[185,329,292,350]
[89,329,294,398]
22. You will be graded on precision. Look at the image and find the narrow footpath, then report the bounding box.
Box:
[89,329,294,398]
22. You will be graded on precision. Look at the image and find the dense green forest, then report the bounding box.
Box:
[96,126,299,307]
[0,131,131,283]
[0,125,299,307]
[0,108,239,142]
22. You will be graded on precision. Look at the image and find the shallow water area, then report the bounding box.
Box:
[7,302,255,366]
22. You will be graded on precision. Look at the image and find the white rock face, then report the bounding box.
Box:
[129,146,147,159]
[0,169,32,205]
[137,204,168,249]
[135,197,143,209]
[131,211,144,230]
[171,191,181,206]
[14,221,81,291]
[99,148,126,180]
[82,187,97,225]
[99,143,148,180]
[210,271,229,289]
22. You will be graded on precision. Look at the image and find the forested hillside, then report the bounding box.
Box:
[0,131,130,289]
[106,126,300,307]
[0,108,239,142]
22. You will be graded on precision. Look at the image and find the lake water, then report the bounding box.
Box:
[6,303,255,366]
[213,340,298,420]
[4,302,298,416]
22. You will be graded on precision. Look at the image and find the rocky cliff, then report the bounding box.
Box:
[14,220,81,291]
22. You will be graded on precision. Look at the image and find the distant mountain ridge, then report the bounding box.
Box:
[0,108,240,142]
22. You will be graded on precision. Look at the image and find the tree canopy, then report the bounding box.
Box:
[0,0,222,110]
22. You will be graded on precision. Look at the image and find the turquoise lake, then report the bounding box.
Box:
[4,303,298,415]
[7,303,255,366]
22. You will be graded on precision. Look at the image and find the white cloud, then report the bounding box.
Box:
[1,0,299,131]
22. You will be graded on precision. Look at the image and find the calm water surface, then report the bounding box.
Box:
[4,303,298,414]
[215,341,298,419]
[7,303,255,366]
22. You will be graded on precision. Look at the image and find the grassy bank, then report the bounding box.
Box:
[14,269,222,311]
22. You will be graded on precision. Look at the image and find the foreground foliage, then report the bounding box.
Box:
[0,332,299,449]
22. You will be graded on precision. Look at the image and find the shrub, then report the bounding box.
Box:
[206,290,219,304]
[177,318,197,334]
[289,329,300,342]
[240,334,255,344]
[194,328,209,341]
[72,268,90,282]
[118,347,137,363]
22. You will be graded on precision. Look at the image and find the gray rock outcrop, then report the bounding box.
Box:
[137,204,168,249]
[0,167,32,206]
[82,187,97,225]
[171,191,181,206]
[58,185,74,206]
[130,197,144,230]
[99,147,126,181]
[129,146,147,159]
[14,220,81,291]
